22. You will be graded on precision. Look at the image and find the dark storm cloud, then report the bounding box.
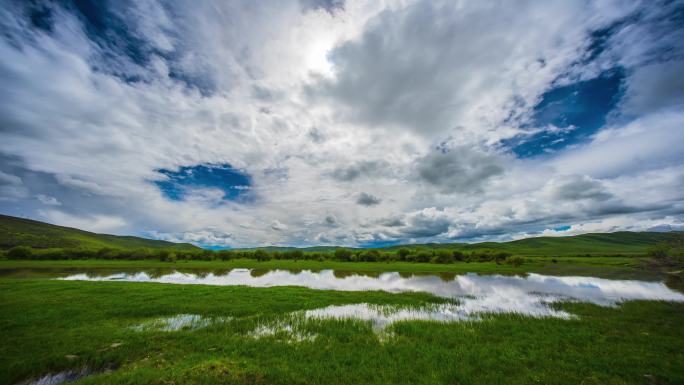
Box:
[324,214,338,225]
[330,160,392,182]
[549,175,612,202]
[356,192,381,206]
[414,147,504,194]
[396,213,450,238]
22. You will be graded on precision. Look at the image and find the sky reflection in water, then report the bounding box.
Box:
[59,269,684,321]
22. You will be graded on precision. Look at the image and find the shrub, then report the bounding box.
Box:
[285,249,304,260]
[157,249,176,262]
[433,249,454,264]
[415,251,432,263]
[452,250,465,261]
[505,255,525,267]
[647,236,684,265]
[397,248,411,260]
[97,247,120,260]
[217,250,235,261]
[334,248,353,261]
[254,249,271,261]
[493,252,512,265]
[7,246,33,259]
[469,251,495,262]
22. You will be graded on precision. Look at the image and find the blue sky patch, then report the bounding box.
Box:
[154,164,252,202]
[553,225,571,232]
[504,69,624,158]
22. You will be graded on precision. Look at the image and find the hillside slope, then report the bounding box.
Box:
[388,231,680,255]
[0,215,198,250]
[253,232,679,256]
[2,213,679,255]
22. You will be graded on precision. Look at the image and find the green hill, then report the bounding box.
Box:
[247,232,680,256]
[386,231,681,256]
[1,213,679,256]
[0,214,199,251]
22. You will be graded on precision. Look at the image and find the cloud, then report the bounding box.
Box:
[300,0,345,14]
[356,192,381,206]
[271,220,288,231]
[311,0,629,140]
[395,208,451,238]
[39,210,126,234]
[150,229,233,246]
[414,146,504,194]
[330,160,392,181]
[545,175,612,202]
[35,194,61,206]
[0,170,28,201]
[0,0,682,247]
[324,214,338,226]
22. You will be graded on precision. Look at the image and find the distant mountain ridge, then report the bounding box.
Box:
[248,231,681,256]
[0,214,198,250]
[0,214,680,255]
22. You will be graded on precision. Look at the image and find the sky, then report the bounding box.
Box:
[0,0,683,248]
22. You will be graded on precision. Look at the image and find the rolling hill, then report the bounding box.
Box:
[383,231,680,255]
[1,213,680,255]
[252,231,680,256]
[0,214,199,250]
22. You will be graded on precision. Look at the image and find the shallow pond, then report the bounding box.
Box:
[57,269,684,319]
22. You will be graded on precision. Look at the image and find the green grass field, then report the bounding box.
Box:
[0,255,658,280]
[3,214,680,257]
[1,276,683,385]
[2,215,684,384]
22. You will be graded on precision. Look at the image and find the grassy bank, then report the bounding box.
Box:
[1,278,683,385]
[0,255,661,280]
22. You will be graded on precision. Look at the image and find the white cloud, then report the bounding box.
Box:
[35,194,61,206]
[39,210,127,234]
[0,0,682,246]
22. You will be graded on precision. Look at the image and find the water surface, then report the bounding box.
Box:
[58,269,684,319]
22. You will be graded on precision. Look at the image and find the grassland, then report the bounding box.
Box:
[2,215,684,384]
[3,214,680,258]
[0,254,662,280]
[1,277,683,385]
[0,215,198,250]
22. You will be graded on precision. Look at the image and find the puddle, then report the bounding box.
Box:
[248,322,317,343]
[303,301,571,328]
[245,301,571,342]
[131,314,231,332]
[18,365,117,385]
[19,368,91,385]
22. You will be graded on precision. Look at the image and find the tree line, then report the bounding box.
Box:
[1,245,525,266]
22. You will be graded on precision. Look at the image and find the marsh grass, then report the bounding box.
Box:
[1,277,684,384]
[0,256,658,281]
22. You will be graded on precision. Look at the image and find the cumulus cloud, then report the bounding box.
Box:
[0,0,682,247]
[356,192,381,206]
[544,175,612,202]
[311,0,630,140]
[39,210,126,234]
[271,220,288,231]
[330,160,392,181]
[414,146,504,194]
